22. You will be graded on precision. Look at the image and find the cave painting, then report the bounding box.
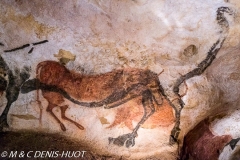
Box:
[108,96,175,130]
[21,60,175,147]
[170,6,234,142]
[0,6,235,150]
[0,52,30,130]
[0,40,48,130]
[4,40,48,54]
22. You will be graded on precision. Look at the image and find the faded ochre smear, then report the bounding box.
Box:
[108,97,175,130]
[11,114,38,120]
[54,49,76,65]
[0,8,55,38]
[99,117,110,124]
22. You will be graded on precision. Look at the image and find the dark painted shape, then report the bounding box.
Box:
[0,43,4,46]
[174,7,233,95]
[32,40,48,45]
[170,7,234,143]
[21,78,93,107]
[28,47,34,54]
[0,54,30,131]
[4,44,30,52]
[181,118,232,160]
[0,77,7,92]
[226,138,240,150]
[0,40,47,128]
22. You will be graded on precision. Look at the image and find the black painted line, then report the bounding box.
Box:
[32,40,48,46]
[28,47,34,54]
[4,44,30,52]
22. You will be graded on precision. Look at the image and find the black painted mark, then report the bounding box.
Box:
[3,40,48,53]
[217,7,233,29]
[226,138,240,150]
[0,43,4,46]
[28,47,34,54]
[0,76,7,93]
[173,39,224,94]
[170,7,234,143]
[4,44,30,52]
[173,7,234,95]
[0,55,30,131]
[32,40,48,46]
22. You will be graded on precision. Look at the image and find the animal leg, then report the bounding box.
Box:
[0,66,30,131]
[0,102,11,130]
[148,82,164,107]
[36,100,43,125]
[132,90,155,133]
[109,90,155,147]
[146,73,165,107]
[170,81,189,144]
[171,80,188,102]
[46,103,66,131]
[170,115,181,144]
[60,105,84,130]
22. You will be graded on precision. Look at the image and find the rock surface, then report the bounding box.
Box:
[0,0,240,159]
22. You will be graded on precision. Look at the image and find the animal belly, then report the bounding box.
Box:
[42,91,65,105]
[108,97,175,130]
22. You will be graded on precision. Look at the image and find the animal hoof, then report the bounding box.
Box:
[169,135,178,145]
[169,127,180,145]
[126,137,135,148]
[108,133,136,148]
[0,120,9,131]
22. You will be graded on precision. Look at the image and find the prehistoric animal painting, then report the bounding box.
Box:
[0,40,48,130]
[0,6,234,150]
[170,7,234,142]
[107,96,175,130]
[20,6,234,147]
[21,60,174,147]
[0,54,30,130]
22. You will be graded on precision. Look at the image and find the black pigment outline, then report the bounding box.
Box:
[4,40,48,53]
[170,7,234,143]
[21,67,174,148]
[0,40,48,131]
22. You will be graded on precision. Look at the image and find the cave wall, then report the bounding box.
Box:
[0,0,240,159]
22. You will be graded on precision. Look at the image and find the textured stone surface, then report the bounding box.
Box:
[181,118,232,160]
